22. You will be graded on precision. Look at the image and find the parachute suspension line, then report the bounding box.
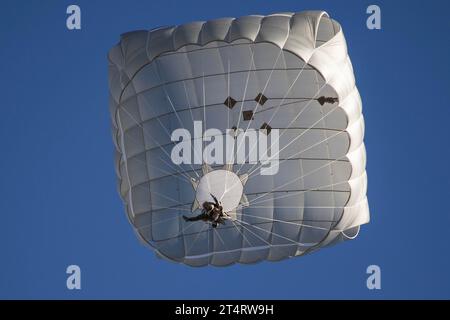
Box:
[151,205,193,213]
[147,158,353,218]
[202,71,206,145]
[237,76,318,178]
[223,58,230,204]
[152,210,340,243]
[153,115,199,179]
[119,107,195,183]
[229,219,255,248]
[235,47,331,179]
[150,210,199,230]
[220,46,256,203]
[153,114,202,180]
[224,24,233,147]
[123,139,193,185]
[238,205,347,210]
[257,42,326,133]
[131,185,186,211]
[135,134,347,161]
[150,216,198,246]
[183,81,196,130]
[213,227,226,247]
[235,51,313,177]
[117,67,314,110]
[178,214,202,236]
[160,80,201,179]
[185,222,209,256]
[244,178,351,208]
[236,219,303,247]
[123,96,315,128]
[154,212,343,244]
[120,98,196,185]
[220,45,256,208]
[232,219,274,247]
[246,148,351,206]
[246,116,349,182]
[221,49,316,202]
[230,67,344,202]
[315,70,337,225]
[157,204,211,251]
[235,45,256,133]
[143,189,185,207]
[134,156,190,186]
[182,81,202,178]
[186,219,291,260]
[177,218,199,236]
[235,216,332,252]
[248,61,349,180]
[248,175,345,208]
[233,48,284,177]
[148,183,352,214]
[201,71,212,193]
[252,96,338,115]
[207,214,211,263]
[247,158,350,205]
[149,80,199,248]
[227,58,230,133]
[201,70,213,260]
[236,213,334,231]
[116,109,137,220]
[174,57,343,233]
[241,75,342,180]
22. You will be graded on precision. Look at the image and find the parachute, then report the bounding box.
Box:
[108,11,369,266]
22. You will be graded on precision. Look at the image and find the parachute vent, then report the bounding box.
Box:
[255,93,268,105]
[260,122,272,135]
[242,110,254,121]
[224,96,237,109]
[317,96,339,106]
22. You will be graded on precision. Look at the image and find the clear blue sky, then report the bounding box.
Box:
[1,0,449,299]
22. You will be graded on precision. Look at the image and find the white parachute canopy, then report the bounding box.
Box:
[108,11,370,266]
